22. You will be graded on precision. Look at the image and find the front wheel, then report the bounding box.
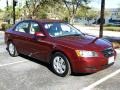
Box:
[51,52,71,77]
[7,41,18,57]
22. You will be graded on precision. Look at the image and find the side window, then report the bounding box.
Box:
[15,22,29,33]
[29,22,40,34]
[61,24,71,32]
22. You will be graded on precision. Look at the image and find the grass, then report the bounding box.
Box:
[104,26,120,32]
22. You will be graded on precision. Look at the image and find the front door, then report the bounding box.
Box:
[23,21,53,62]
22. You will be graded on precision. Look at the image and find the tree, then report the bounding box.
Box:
[3,6,21,23]
[86,9,99,24]
[76,7,99,25]
[0,9,2,12]
[24,0,59,19]
[76,5,89,18]
[25,0,42,18]
[43,1,68,20]
[4,6,13,22]
[62,0,90,23]
[0,9,4,20]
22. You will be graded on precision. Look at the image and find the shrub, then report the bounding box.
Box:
[63,17,69,22]
[1,23,6,30]
[1,23,12,31]
[112,42,120,48]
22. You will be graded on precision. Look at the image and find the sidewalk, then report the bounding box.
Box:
[74,25,120,37]
[0,31,4,44]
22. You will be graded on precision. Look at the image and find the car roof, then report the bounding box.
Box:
[38,19,64,23]
[21,19,64,23]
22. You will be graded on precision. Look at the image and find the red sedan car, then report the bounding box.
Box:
[5,19,116,77]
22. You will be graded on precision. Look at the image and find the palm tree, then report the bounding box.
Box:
[99,0,105,37]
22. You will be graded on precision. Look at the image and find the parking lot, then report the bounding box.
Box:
[0,31,120,90]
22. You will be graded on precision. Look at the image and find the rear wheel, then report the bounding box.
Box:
[7,41,18,57]
[51,52,71,77]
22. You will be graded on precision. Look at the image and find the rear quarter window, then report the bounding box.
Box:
[15,22,29,33]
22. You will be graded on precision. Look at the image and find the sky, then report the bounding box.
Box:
[0,0,120,10]
[0,0,23,10]
[89,0,120,9]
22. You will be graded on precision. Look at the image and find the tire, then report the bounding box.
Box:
[7,41,18,57]
[51,52,71,77]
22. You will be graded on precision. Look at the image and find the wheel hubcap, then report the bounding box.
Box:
[9,43,14,55]
[53,56,66,74]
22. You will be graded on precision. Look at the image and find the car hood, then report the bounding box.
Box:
[54,35,112,51]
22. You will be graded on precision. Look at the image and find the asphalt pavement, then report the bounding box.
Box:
[0,44,120,90]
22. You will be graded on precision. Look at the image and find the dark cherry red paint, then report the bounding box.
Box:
[5,19,116,74]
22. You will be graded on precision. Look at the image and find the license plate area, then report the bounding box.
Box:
[108,56,114,64]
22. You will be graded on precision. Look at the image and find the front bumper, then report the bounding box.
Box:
[72,55,116,73]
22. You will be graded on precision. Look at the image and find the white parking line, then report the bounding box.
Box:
[0,61,28,67]
[82,69,120,90]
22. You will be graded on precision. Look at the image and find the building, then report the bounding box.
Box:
[73,8,120,25]
[105,8,120,25]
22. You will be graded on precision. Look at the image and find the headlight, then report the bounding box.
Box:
[75,50,98,57]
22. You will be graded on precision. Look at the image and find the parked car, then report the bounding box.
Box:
[5,19,116,77]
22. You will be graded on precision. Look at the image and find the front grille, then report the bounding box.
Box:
[102,47,114,58]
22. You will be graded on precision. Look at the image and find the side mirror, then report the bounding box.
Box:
[35,32,45,37]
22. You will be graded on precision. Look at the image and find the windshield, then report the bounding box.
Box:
[44,22,83,37]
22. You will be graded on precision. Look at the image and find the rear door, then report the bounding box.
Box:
[12,21,31,55]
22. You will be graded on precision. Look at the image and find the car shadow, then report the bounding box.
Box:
[72,73,93,76]
[19,54,53,72]
[19,54,92,77]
